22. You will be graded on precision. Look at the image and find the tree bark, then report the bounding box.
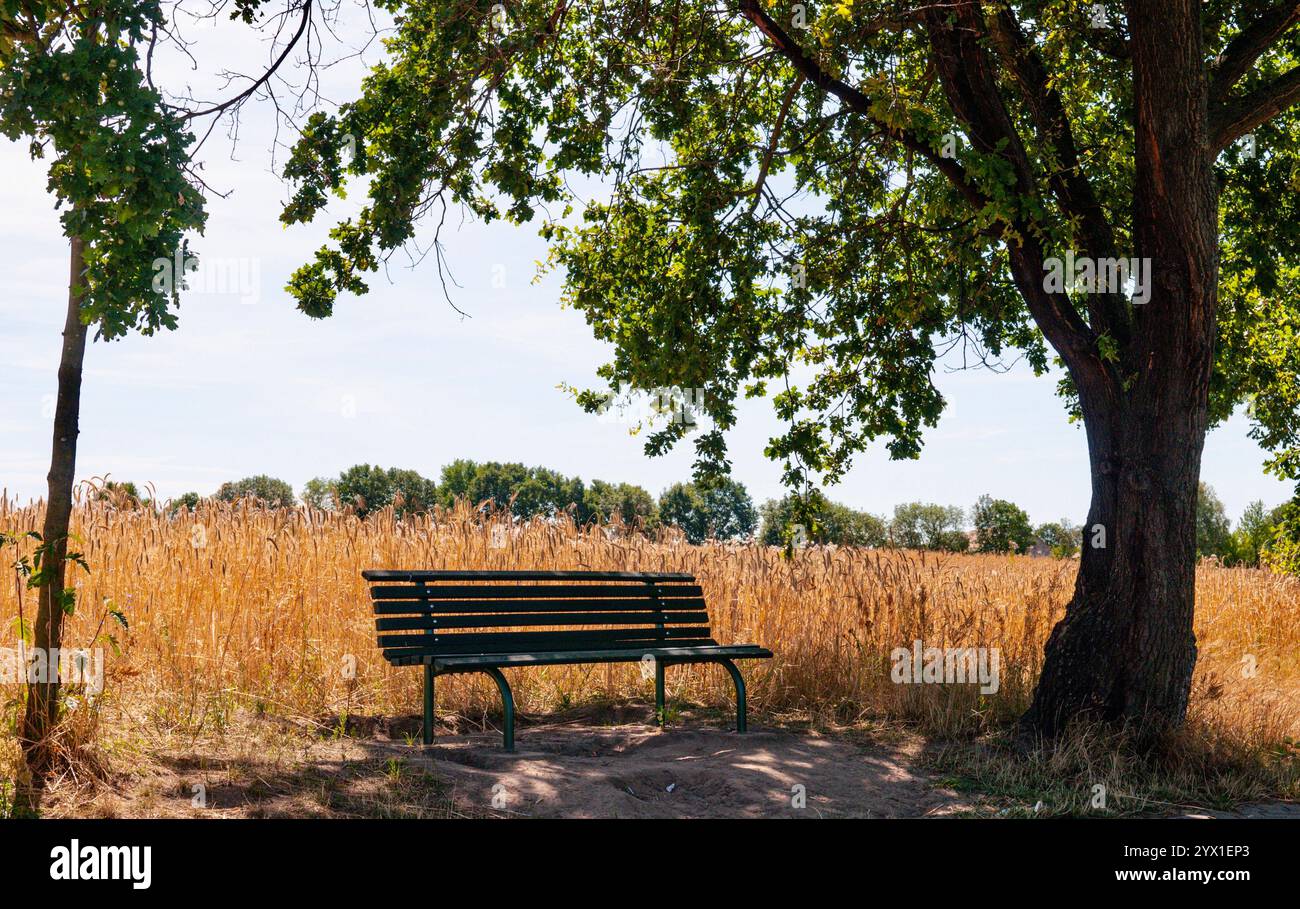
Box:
[1021,395,1207,743]
[1022,1,1220,745]
[20,235,88,780]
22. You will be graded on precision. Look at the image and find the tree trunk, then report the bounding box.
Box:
[20,235,88,780]
[1023,1,1220,745]
[1021,398,1207,743]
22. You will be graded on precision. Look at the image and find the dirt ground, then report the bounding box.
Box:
[39,703,968,818]
[33,703,1299,819]
[403,705,969,818]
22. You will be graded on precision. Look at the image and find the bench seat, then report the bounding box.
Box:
[363,569,771,750]
[391,644,774,669]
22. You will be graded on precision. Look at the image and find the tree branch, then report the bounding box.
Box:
[737,0,1108,392]
[920,2,1104,382]
[1212,64,1300,150]
[735,0,987,213]
[181,0,313,121]
[985,5,1128,341]
[747,73,803,218]
[1210,1,1300,103]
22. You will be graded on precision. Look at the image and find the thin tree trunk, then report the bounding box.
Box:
[20,235,88,783]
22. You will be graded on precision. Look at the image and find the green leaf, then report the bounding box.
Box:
[8,617,32,647]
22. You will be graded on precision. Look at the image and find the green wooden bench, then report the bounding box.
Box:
[363,570,772,751]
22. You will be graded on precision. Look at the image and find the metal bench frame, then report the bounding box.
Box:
[364,570,771,751]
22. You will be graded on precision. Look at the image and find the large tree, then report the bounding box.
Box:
[280,1,1300,743]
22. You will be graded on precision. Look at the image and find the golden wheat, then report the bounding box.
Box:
[1,492,1297,758]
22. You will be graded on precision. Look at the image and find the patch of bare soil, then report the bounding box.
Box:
[389,704,969,818]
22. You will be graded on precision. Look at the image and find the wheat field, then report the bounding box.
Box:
[2,493,1297,735]
[1,491,1298,808]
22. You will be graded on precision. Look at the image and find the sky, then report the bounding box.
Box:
[0,8,1292,528]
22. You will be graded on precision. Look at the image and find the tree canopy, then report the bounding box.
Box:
[585,479,659,528]
[1,0,206,337]
[333,464,439,516]
[890,501,968,551]
[216,475,297,508]
[658,478,758,543]
[436,459,586,518]
[973,494,1036,553]
[281,1,1300,495]
[1195,481,1235,558]
[759,491,889,546]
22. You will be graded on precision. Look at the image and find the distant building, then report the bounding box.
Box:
[1027,541,1053,558]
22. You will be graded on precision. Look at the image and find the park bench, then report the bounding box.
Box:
[363,570,772,751]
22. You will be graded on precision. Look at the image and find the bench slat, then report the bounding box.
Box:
[379,627,712,653]
[381,641,722,661]
[369,583,702,601]
[376,611,709,632]
[362,570,694,582]
[372,596,706,615]
[385,644,773,668]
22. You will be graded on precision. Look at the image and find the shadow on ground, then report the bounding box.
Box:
[363,702,969,818]
[32,702,1300,821]
[41,701,1294,818]
[43,701,968,818]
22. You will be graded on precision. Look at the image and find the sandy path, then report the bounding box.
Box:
[395,706,968,818]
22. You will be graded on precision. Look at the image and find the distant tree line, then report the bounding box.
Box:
[133,466,1298,569]
[169,461,756,544]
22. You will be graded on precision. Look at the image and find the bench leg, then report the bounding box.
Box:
[423,663,435,746]
[482,667,515,752]
[718,659,748,733]
[654,659,666,726]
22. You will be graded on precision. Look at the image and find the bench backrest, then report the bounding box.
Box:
[363,570,714,662]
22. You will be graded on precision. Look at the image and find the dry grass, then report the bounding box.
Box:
[1,492,1298,815]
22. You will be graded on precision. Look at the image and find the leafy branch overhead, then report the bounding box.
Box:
[281,2,1300,495]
